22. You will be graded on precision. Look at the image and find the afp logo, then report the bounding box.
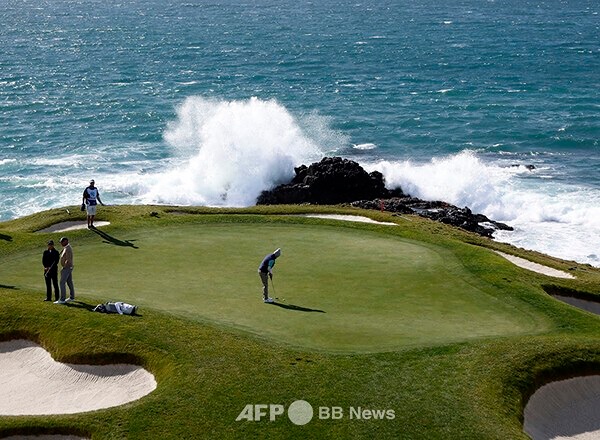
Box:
[236,400,314,425]
[236,400,395,425]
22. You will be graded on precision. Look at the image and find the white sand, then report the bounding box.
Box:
[524,375,600,440]
[494,251,575,279]
[300,214,397,226]
[37,221,110,233]
[0,340,156,416]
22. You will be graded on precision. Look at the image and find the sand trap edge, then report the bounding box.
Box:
[297,214,397,226]
[551,294,600,316]
[0,339,157,416]
[494,251,575,279]
[37,221,110,233]
[523,375,600,440]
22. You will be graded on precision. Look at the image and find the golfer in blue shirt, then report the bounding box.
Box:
[258,248,281,303]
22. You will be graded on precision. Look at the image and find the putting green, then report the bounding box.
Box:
[5,221,545,352]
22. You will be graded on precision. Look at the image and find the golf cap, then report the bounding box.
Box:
[60,236,68,243]
[47,240,54,245]
[274,248,281,257]
[90,179,95,183]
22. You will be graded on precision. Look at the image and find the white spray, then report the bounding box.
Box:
[141,97,339,206]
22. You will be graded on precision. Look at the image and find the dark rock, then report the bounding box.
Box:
[257,157,401,205]
[509,164,536,171]
[352,197,514,237]
[257,156,513,238]
[291,165,308,184]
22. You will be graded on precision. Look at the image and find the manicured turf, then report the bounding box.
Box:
[3,221,546,352]
[1,205,600,439]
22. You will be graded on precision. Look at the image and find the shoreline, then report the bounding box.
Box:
[1,203,597,271]
[23,207,593,278]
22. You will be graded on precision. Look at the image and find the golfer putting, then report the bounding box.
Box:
[258,248,281,303]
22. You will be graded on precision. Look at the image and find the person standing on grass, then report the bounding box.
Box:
[258,248,281,303]
[42,239,60,302]
[55,236,75,304]
[82,179,104,229]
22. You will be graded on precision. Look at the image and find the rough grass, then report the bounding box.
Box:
[1,205,600,439]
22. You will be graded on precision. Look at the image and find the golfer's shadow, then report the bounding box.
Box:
[270,302,326,313]
[65,300,96,312]
[91,228,138,249]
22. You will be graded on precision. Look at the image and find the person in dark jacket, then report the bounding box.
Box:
[258,248,281,303]
[42,240,60,301]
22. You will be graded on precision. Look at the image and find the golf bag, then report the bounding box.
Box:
[93,301,137,315]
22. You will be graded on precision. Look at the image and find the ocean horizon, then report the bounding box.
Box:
[1,0,599,266]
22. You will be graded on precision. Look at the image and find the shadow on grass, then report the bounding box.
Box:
[270,302,326,313]
[64,300,144,318]
[64,300,96,312]
[0,284,17,290]
[0,233,12,241]
[91,227,138,249]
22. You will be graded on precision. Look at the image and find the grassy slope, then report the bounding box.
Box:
[1,205,600,439]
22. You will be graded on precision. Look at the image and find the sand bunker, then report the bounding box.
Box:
[524,375,600,440]
[494,251,575,279]
[551,295,600,316]
[300,214,397,226]
[37,221,110,233]
[0,340,156,416]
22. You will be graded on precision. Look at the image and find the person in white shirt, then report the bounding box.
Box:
[82,179,105,229]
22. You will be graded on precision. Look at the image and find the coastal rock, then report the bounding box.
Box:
[351,198,513,237]
[257,156,513,237]
[256,157,402,205]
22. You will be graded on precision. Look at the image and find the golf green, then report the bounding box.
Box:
[4,221,545,352]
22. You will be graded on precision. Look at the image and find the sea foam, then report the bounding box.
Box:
[366,151,600,266]
[138,97,335,206]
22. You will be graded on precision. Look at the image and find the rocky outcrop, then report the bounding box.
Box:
[256,157,402,205]
[256,157,513,237]
[351,198,512,237]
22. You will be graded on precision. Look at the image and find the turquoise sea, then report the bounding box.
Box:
[1,0,599,265]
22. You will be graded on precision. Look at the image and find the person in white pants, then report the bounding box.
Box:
[82,179,104,229]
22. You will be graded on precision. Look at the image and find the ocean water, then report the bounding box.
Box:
[1,0,599,266]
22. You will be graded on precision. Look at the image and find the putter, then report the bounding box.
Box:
[271,277,285,302]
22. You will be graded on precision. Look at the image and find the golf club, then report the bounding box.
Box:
[44,262,55,278]
[270,276,285,302]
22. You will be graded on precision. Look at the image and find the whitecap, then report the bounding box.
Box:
[353,143,377,150]
[363,150,600,267]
